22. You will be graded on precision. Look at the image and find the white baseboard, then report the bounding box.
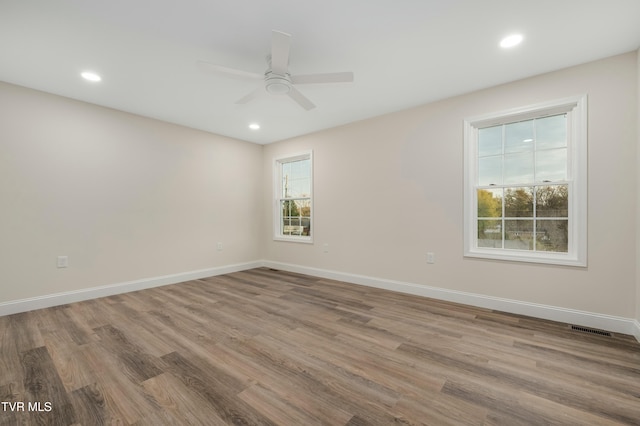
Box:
[263,260,640,340]
[3,259,639,343]
[0,261,261,317]
[633,320,640,342]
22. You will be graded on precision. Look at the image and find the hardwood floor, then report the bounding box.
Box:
[1,267,639,425]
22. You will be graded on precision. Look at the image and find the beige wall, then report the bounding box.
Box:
[1,52,638,323]
[263,52,638,318]
[0,82,263,303]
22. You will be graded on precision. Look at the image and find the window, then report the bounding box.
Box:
[464,96,587,266]
[274,152,313,242]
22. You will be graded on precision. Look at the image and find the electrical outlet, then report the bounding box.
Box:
[57,256,69,268]
[216,242,223,251]
[323,243,329,253]
[426,252,435,264]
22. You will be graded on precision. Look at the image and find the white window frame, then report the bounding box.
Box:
[463,95,587,266]
[274,151,313,243]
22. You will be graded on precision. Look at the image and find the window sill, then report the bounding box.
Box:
[464,248,586,267]
[274,235,313,244]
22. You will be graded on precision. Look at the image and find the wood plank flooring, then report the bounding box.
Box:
[1,267,639,425]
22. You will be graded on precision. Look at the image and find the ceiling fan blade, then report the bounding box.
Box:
[270,30,291,75]
[235,87,263,105]
[197,60,262,80]
[291,72,354,85]
[287,86,315,110]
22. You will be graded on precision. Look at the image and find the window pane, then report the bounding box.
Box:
[281,199,300,219]
[536,219,568,252]
[478,155,502,186]
[281,198,311,236]
[536,185,568,217]
[479,125,502,157]
[281,158,311,198]
[505,120,533,154]
[477,188,502,218]
[504,187,533,217]
[504,220,533,250]
[504,151,534,184]
[478,219,502,248]
[536,114,566,150]
[536,148,567,182]
[281,162,292,179]
[286,177,310,198]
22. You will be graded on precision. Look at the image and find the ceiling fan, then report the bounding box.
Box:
[198,30,354,110]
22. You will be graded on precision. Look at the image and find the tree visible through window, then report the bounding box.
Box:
[464,96,587,266]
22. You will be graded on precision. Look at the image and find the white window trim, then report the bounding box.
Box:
[463,95,587,266]
[273,151,313,243]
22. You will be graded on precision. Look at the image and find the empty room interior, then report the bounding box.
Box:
[1,1,640,425]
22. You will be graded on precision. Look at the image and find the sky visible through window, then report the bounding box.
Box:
[281,158,311,198]
[478,114,567,186]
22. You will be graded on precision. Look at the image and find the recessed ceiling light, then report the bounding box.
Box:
[249,123,260,130]
[81,71,102,82]
[500,34,523,49]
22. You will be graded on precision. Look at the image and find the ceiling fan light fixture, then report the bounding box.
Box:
[265,76,291,94]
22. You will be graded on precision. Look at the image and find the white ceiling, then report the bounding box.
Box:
[1,0,639,144]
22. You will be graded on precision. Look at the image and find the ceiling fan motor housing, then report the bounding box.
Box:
[265,73,291,94]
